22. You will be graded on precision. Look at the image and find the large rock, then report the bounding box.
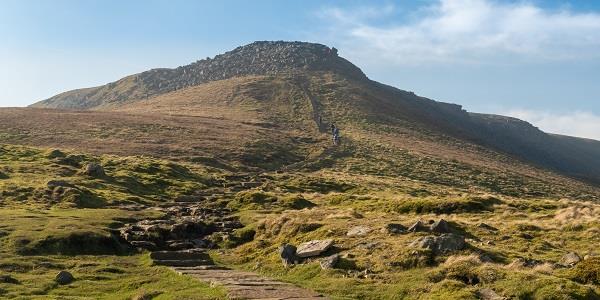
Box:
[559,252,581,267]
[346,226,371,237]
[55,270,74,285]
[430,219,451,233]
[296,239,334,258]
[82,163,105,177]
[279,244,299,266]
[409,234,465,254]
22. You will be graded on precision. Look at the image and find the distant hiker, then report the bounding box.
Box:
[333,127,340,146]
[318,116,322,126]
[330,123,336,135]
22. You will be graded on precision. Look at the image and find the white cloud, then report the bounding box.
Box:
[505,109,600,141]
[319,0,600,65]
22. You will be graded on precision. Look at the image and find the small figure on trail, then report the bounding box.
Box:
[318,116,322,126]
[332,127,340,146]
[330,123,336,135]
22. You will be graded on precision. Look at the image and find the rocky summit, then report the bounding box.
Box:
[1,40,600,299]
[32,41,365,109]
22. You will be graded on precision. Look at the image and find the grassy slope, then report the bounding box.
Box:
[0,144,226,299]
[215,173,600,299]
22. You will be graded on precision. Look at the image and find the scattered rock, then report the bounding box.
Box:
[279,244,299,266]
[430,219,451,233]
[477,223,498,231]
[384,223,407,234]
[559,252,581,267]
[46,180,74,188]
[357,241,379,250]
[0,275,19,284]
[82,163,105,177]
[519,233,534,240]
[508,258,542,268]
[409,234,465,254]
[478,288,505,300]
[346,226,371,237]
[130,241,157,250]
[296,239,334,258]
[55,270,74,285]
[407,220,429,232]
[320,254,340,270]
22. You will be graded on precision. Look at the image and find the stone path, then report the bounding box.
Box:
[152,250,327,300]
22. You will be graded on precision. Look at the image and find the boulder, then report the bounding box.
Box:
[559,252,581,267]
[385,223,406,234]
[279,244,299,266]
[320,254,340,270]
[407,220,428,232]
[346,226,371,237]
[296,239,334,258]
[430,219,451,233]
[409,234,465,254]
[55,270,74,285]
[82,163,105,177]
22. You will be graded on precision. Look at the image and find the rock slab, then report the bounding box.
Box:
[296,239,334,258]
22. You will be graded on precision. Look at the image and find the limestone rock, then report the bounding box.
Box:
[55,270,74,285]
[430,219,451,233]
[559,252,581,267]
[409,234,465,254]
[320,254,340,270]
[346,225,371,237]
[296,239,334,258]
[279,244,299,266]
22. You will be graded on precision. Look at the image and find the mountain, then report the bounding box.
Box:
[6,41,600,299]
[28,41,600,186]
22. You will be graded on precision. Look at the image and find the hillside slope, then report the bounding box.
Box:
[27,41,600,185]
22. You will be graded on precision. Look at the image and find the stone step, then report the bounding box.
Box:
[173,265,228,272]
[153,259,214,267]
[150,249,210,261]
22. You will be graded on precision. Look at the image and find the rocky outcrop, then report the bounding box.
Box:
[32,41,367,109]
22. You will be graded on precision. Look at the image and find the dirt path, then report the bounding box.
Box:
[152,250,327,300]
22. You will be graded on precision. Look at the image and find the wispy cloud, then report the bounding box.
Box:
[505,110,600,141]
[319,0,600,65]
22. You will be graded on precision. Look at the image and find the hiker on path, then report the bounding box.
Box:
[330,123,336,135]
[333,126,340,145]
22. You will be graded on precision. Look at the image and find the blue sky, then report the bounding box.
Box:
[2,0,600,139]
